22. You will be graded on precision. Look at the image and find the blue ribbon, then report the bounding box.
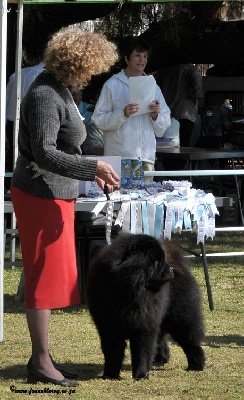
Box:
[141,201,149,235]
[130,201,136,234]
[154,203,164,238]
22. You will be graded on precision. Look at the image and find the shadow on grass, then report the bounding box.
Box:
[0,363,104,382]
[4,295,86,314]
[205,335,244,348]
[4,295,25,313]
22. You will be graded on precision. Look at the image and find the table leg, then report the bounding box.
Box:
[179,243,214,311]
[199,242,214,311]
[231,159,244,226]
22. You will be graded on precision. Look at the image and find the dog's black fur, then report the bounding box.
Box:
[86,233,205,380]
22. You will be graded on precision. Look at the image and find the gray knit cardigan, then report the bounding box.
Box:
[11,72,98,199]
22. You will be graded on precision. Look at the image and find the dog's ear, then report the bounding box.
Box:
[145,261,174,292]
[115,250,164,289]
[162,239,187,275]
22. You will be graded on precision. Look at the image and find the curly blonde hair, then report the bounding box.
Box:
[44,26,118,88]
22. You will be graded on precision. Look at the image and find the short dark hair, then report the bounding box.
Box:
[124,37,152,60]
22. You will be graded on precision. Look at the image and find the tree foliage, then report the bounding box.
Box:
[95,1,243,42]
[94,1,244,72]
[7,1,244,78]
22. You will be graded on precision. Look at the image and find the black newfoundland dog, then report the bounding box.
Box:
[86,233,205,380]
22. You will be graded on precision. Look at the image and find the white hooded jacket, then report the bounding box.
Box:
[92,70,171,164]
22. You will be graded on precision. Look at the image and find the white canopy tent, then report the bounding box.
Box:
[0,0,234,341]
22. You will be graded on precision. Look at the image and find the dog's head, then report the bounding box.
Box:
[112,233,174,292]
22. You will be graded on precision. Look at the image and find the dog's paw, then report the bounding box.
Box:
[152,355,169,366]
[102,374,121,380]
[186,364,204,371]
[133,372,149,380]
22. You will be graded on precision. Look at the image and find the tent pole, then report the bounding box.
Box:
[9,0,23,269]
[0,0,8,342]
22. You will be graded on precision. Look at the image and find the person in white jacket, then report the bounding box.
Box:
[5,61,45,193]
[6,61,45,123]
[92,38,171,178]
[5,62,45,174]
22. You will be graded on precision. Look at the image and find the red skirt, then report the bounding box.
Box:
[11,187,81,309]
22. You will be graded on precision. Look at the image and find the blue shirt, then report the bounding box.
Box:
[78,101,93,124]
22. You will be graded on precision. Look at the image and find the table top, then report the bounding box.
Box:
[4,196,233,214]
[156,146,244,160]
[4,191,233,245]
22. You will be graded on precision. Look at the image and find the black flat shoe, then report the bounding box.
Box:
[27,356,78,380]
[27,363,79,387]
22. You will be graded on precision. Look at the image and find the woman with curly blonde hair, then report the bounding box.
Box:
[44,26,118,88]
[11,26,119,387]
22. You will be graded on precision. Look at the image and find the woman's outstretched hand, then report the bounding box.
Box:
[95,160,120,193]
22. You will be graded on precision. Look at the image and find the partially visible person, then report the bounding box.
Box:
[79,81,105,156]
[10,26,119,387]
[5,61,45,174]
[92,37,171,180]
[6,61,45,122]
[154,63,202,147]
[78,100,93,124]
[198,104,231,149]
[82,121,104,156]
[71,84,104,156]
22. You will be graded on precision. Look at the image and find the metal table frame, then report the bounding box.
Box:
[156,146,244,225]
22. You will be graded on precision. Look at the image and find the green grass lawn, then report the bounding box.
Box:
[1,234,243,400]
